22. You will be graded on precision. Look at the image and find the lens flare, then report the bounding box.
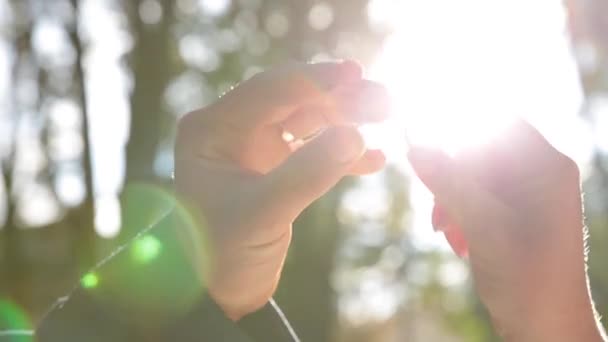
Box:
[81,272,100,289]
[364,0,592,254]
[86,183,213,322]
[0,300,33,341]
[131,235,163,264]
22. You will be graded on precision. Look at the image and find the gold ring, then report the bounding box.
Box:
[279,124,296,143]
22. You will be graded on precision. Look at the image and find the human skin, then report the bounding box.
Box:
[174,61,391,320]
[174,58,606,339]
[408,122,607,341]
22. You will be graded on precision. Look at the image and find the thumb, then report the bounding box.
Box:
[259,126,365,222]
[408,146,512,246]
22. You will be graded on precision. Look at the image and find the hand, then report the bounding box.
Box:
[174,61,390,320]
[408,121,605,341]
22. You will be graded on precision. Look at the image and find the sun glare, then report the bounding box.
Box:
[367,0,589,158]
[365,0,593,249]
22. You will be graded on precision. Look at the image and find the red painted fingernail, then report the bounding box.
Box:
[443,224,469,258]
[432,204,448,232]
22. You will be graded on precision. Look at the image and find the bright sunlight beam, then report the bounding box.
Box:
[365,0,594,250]
[367,0,590,158]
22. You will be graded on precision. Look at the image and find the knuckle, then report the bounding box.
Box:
[248,63,312,101]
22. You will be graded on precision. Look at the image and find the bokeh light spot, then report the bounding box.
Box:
[17,183,61,228]
[0,300,33,334]
[234,10,258,35]
[245,31,270,56]
[265,10,289,38]
[179,35,221,72]
[177,0,198,15]
[308,2,334,31]
[54,166,86,207]
[94,195,121,238]
[81,272,100,289]
[199,0,231,17]
[367,0,396,32]
[131,235,163,264]
[99,184,213,318]
[139,0,163,25]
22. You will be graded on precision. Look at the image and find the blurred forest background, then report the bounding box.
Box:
[0,0,607,341]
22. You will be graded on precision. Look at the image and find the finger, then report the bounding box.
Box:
[286,141,386,177]
[432,203,468,257]
[349,149,386,175]
[407,147,454,195]
[454,120,574,206]
[407,146,513,245]
[432,203,449,232]
[325,80,391,124]
[283,137,387,177]
[280,81,391,141]
[477,120,566,179]
[500,119,559,155]
[215,61,363,128]
[279,105,328,141]
[258,126,365,222]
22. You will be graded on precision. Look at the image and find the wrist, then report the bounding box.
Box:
[207,247,285,321]
[504,284,604,341]
[209,289,263,321]
[208,278,277,322]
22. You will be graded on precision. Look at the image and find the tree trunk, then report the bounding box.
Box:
[125,0,175,184]
[68,0,96,272]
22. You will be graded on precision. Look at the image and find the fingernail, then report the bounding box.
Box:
[329,127,365,164]
[443,226,468,259]
[432,204,448,232]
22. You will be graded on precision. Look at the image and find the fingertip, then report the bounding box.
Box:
[332,80,391,123]
[339,60,364,84]
[366,149,387,169]
[367,148,386,161]
[325,126,365,164]
[349,149,386,175]
[432,204,448,232]
[359,81,391,121]
[443,225,469,259]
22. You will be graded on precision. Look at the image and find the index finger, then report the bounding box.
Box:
[209,60,363,127]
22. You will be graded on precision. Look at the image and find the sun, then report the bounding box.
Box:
[361,0,592,250]
[364,0,588,160]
